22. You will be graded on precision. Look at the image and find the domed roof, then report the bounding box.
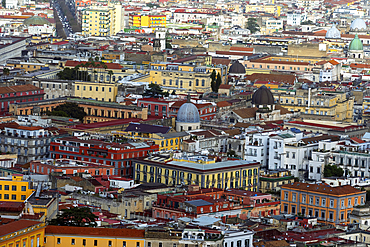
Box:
[252,85,274,105]
[326,24,341,39]
[350,18,367,31]
[349,34,363,51]
[23,16,50,26]
[229,60,246,74]
[176,100,200,123]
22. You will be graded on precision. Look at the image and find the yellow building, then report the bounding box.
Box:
[0,174,34,202]
[273,88,354,122]
[75,81,118,102]
[45,225,145,247]
[0,220,45,247]
[149,63,227,93]
[116,130,189,151]
[129,14,166,28]
[6,61,47,72]
[245,4,281,16]
[81,4,123,37]
[28,192,59,222]
[133,155,261,191]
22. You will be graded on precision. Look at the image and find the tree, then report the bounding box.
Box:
[144,83,167,98]
[49,207,97,227]
[215,72,222,92]
[246,18,260,34]
[165,42,172,49]
[171,90,176,95]
[210,69,217,92]
[323,164,344,177]
[108,70,114,83]
[301,20,314,25]
[1,0,5,7]
[47,102,87,122]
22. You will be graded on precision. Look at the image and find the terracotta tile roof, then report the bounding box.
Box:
[300,134,340,144]
[65,61,123,70]
[224,129,241,136]
[245,73,296,85]
[0,220,41,237]
[329,60,340,65]
[45,225,145,238]
[0,84,41,94]
[281,182,364,196]
[275,105,291,115]
[234,122,252,128]
[233,107,258,119]
[217,101,232,108]
[212,58,231,66]
[230,46,254,52]
[219,84,232,89]
[350,137,365,144]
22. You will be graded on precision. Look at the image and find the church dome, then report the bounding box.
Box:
[326,24,341,39]
[229,60,246,74]
[176,102,200,123]
[349,34,363,51]
[350,18,367,31]
[252,85,275,105]
[23,16,50,26]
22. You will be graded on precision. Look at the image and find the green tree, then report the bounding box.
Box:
[49,207,97,227]
[144,83,167,98]
[108,70,114,83]
[323,164,344,177]
[246,18,260,34]
[301,20,314,25]
[165,42,172,49]
[1,0,5,7]
[215,72,222,92]
[47,102,87,122]
[210,69,217,92]
[171,90,176,95]
[3,68,10,76]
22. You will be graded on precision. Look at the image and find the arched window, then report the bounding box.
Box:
[100,75,103,81]
[169,79,172,85]
[118,76,122,80]
[94,75,98,80]
[106,75,110,81]
[163,79,166,85]
[201,79,205,86]
[196,79,199,86]
[112,76,116,81]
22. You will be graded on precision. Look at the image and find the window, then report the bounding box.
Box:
[316,197,320,206]
[12,194,16,200]
[159,243,162,247]
[21,195,26,200]
[322,198,326,207]
[72,239,75,245]
[123,241,126,247]
[83,240,86,246]
[109,241,112,246]
[4,194,9,199]
[292,193,296,202]
[57,238,61,244]
[94,240,98,246]
[330,200,334,208]
[148,243,151,247]
[12,185,16,191]
[4,185,9,190]
[284,192,288,200]
[21,186,26,191]
[245,239,250,247]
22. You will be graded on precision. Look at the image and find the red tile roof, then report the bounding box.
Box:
[45,225,145,238]
[0,84,41,94]
[65,61,123,70]
[0,220,42,237]
[281,182,364,196]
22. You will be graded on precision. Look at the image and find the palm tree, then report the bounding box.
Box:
[75,65,80,81]
[108,70,113,83]
[93,70,98,82]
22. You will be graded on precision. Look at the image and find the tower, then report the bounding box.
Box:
[154,29,166,51]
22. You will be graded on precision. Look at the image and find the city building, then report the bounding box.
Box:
[45,226,145,247]
[0,37,27,64]
[0,174,34,202]
[81,4,124,37]
[49,137,159,176]
[0,122,54,164]
[281,182,366,225]
[133,153,260,191]
[129,14,166,28]
[0,84,44,116]
[0,220,45,247]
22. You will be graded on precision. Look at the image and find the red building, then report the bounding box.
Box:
[137,98,217,120]
[0,84,44,115]
[152,187,275,220]
[50,137,159,177]
[31,158,115,176]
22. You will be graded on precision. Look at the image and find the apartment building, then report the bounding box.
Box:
[133,153,260,191]
[0,84,44,116]
[81,4,124,37]
[281,182,366,225]
[0,122,53,164]
[129,14,166,28]
[0,220,45,247]
[0,174,34,202]
[149,63,227,93]
[273,88,354,122]
[45,226,145,247]
[49,136,159,176]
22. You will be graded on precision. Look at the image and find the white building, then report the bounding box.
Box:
[27,24,55,36]
[223,230,254,247]
[109,176,135,189]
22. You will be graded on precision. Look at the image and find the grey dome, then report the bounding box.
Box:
[177,102,200,123]
[326,24,341,39]
[229,60,246,74]
[252,85,274,105]
[24,16,50,26]
[350,18,367,31]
